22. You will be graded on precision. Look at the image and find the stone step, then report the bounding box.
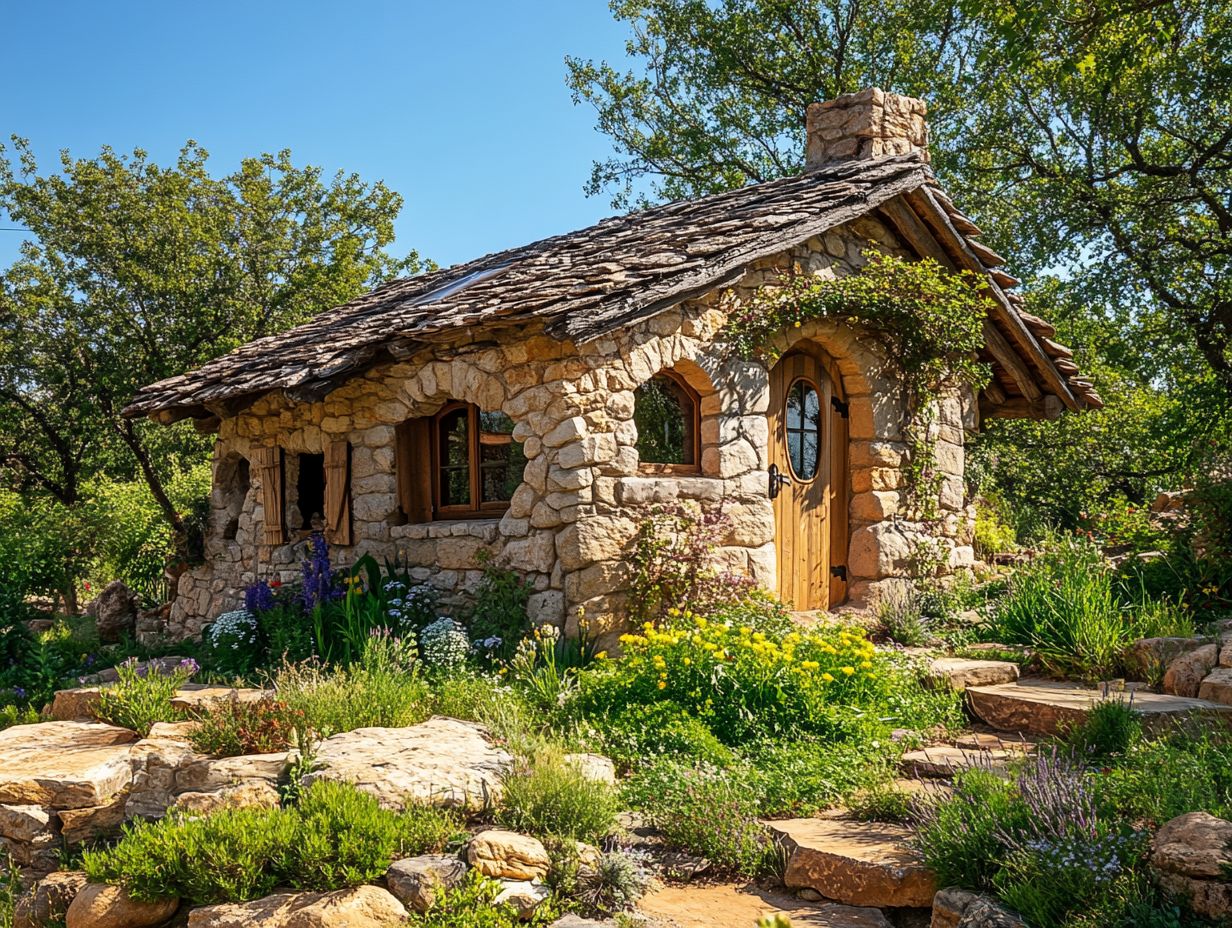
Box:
[967,679,1232,737]
[900,744,1019,778]
[927,657,1019,692]
[769,817,935,908]
[639,881,892,927]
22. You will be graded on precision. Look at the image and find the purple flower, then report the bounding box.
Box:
[300,532,340,610]
[245,580,277,614]
[13,686,25,700]
[178,658,200,676]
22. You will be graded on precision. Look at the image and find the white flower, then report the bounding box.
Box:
[419,617,470,669]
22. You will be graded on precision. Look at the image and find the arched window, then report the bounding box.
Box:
[634,371,700,474]
[397,403,525,521]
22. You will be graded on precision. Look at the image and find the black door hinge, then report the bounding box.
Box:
[831,397,849,418]
[830,565,847,580]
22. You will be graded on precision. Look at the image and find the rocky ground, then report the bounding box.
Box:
[5,638,1232,928]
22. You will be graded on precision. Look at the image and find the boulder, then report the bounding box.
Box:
[168,685,270,714]
[385,854,468,912]
[1125,636,1202,679]
[303,717,511,811]
[770,818,935,908]
[1220,640,1232,668]
[1150,811,1232,920]
[0,804,53,844]
[57,790,129,843]
[563,752,617,785]
[93,581,138,643]
[1163,644,1218,698]
[931,887,1026,927]
[0,722,137,809]
[927,658,1018,692]
[65,882,179,928]
[1198,668,1232,706]
[495,880,551,920]
[467,829,551,881]
[14,870,89,928]
[48,687,104,723]
[186,886,408,928]
[170,781,282,816]
[174,752,291,793]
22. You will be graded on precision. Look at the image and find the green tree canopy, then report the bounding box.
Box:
[0,140,425,533]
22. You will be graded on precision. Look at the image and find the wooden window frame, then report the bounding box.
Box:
[783,376,823,483]
[636,370,702,476]
[425,402,513,521]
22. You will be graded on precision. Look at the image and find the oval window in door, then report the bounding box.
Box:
[785,379,821,480]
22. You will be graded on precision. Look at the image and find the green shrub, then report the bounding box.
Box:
[623,758,775,877]
[577,850,651,915]
[273,633,429,738]
[83,780,455,905]
[0,704,39,729]
[973,494,1018,558]
[596,701,734,770]
[95,658,193,736]
[846,781,916,824]
[912,767,1028,891]
[427,672,535,747]
[464,551,533,661]
[411,870,524,928]
[875,586,930,646]
[1092,731,1232,825]
[1063,698,1141,764]
[986,535,1192,680]
[258,603,315,665]
[496,746,620,843]
[188,697,298,757]
[745,737,892,817]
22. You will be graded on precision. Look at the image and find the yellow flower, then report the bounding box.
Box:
[860,660,873,670]
[841,666,855,676]
[657,680,667,690]
[683,657,692,666]
[821,672,835,683]
[801,660,820,671]
[595,651,608,660]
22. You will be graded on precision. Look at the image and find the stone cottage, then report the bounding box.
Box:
[125,88,1095,646]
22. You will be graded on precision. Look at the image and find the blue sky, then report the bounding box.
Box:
[0,0,636,270]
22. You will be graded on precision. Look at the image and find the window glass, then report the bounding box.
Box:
[478,411,526,503]
[634,374,696,466]
[438,406,471,507]
[785,380,821,480]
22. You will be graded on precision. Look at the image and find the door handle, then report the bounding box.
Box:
[768,463,791,500]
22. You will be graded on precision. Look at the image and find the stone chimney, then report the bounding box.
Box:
[805,87,929,168]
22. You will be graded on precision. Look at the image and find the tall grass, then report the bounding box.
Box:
[986,536,1191,680]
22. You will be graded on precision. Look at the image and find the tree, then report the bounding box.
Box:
[0,140,426,538]
[957,0,1232,401]
[566,0,982,208]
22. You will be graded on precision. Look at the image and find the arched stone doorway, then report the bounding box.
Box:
[767,345,850,609]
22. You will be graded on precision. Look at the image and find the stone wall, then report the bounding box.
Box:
[163,217,977,647]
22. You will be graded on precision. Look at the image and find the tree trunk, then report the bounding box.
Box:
[114,417,187,537]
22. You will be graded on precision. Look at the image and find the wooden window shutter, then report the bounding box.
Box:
[251,446,285,546]
[396,419,433,523]
[324,439,352,546]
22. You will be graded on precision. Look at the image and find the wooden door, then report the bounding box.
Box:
[769,351,837,610]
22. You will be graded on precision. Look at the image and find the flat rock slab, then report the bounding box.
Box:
[770,818,935,908]
[900,745,1018,778]
[967,679,1232,737]
[302,716,511,811]
[928,658,1019,692]
[0,722,137,809]
[639,881,891,927]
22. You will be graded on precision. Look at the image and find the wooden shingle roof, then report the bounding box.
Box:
[124,153,1096,422]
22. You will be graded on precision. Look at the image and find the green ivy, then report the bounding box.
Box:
[724,251,992,522]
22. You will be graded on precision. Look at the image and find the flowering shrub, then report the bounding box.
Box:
[419,618,470,670]
[188,697,300,757]
[383,580,437,633]
[202,609,262,676]
[575,610,922,746]
[300,532,340,610]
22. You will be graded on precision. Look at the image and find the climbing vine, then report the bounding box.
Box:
[725,251,993,525]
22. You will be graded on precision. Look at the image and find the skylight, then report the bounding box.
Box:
[408,263,510,306]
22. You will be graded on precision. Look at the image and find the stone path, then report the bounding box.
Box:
[768,817,935,908]
[639,882,892,927]
[967,678,1232,737]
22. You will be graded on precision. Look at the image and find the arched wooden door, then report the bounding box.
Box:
[768,349,849,610]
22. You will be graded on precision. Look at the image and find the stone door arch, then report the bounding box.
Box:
[768,346,849,610]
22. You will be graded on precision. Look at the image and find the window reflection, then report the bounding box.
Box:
[785,379,821,480]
